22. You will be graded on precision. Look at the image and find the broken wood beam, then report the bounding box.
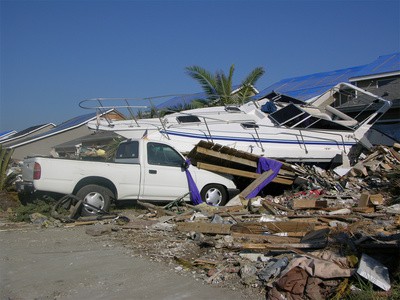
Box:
[230,232,301,244]
[234,241,327,250]
[230,221,316,235]
[137,200,177,216]
[196,162,293,185]
[195,146,258,168]
[262,199,293,212]
[197,162,258,178]
[176,222,232,235]
[240,169,274,199]
[292,199,328,209]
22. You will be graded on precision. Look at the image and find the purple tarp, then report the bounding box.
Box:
[245,157,283,199]
[185,159,203,205]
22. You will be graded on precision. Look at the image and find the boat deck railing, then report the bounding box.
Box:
[78,84,392,155]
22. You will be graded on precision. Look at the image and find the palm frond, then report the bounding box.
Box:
[186,64,265,106]
[238,67,266,103]
[185,66,218,99]
[241,67,265,86]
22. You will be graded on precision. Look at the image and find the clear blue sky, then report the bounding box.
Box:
[1,0,399,132]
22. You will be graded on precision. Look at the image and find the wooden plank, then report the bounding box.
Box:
[230,221,316,234]
[277,168,296,176]
[231,232,301,243]
[389,147,400,161]
[261,200,278,215]
[240,169,274,198]
[193,140,260,162]
[137,200,177,216]
[193,259,219,266]
[237,242,327,250]
[272,176,294,185]
[293,199,328,209]
[197,162,258,178]
[64,221,97,227]
[261,221,316,233]
[196,146,258,168]
[352,207,375,213]
[262,199,293,212]
[197,162,293,185]
[358,192,370,207]
[290,218,319,223]
[176,222,232,235]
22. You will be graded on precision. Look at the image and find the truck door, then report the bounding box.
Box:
[142,142,189,200]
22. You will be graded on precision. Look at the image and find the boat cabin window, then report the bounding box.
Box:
[225,106,241,113]
[269,103,353,131]
[176,115,201,123]
[264,92,305,105]
[269,104,305,126]
[241,122,259,129]
[307,119,353,131]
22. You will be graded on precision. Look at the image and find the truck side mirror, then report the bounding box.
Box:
[182,161,189,169]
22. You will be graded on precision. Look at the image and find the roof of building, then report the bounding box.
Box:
[0,130,17,142]
[5,111,113,148]
[0,123,55,144]
[254,52,400,101]
[350,52,400,80]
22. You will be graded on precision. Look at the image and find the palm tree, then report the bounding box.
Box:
[185,65,265,106]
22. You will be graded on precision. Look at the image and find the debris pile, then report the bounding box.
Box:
[4,143,399,299]
[109,143,400,299]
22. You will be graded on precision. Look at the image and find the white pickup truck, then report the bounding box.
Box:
[17,139,237,214]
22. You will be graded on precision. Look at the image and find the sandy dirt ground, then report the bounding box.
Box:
[0,223,250,300]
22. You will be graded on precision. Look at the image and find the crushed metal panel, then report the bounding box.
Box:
[357,253,391,291]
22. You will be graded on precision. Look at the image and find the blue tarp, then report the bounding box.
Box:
[350,52,400,79]
[254,52,400,102]
[253,65,365,101]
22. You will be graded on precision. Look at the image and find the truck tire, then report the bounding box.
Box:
[76,184,112,216]
[200,184,228,206]
[18,192,34,205]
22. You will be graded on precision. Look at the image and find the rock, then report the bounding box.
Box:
[329,221,348,228]
[328,208,351,215]
[239,253,269,262]
[29,213,49,226]
[150,222,175,231]
[240,264,257,278]
[85,225,113,236]
[223,235,234,244]
[211,214,224,224]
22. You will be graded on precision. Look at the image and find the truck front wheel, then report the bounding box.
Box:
[76,185,112,216]
[200,184,228,206]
